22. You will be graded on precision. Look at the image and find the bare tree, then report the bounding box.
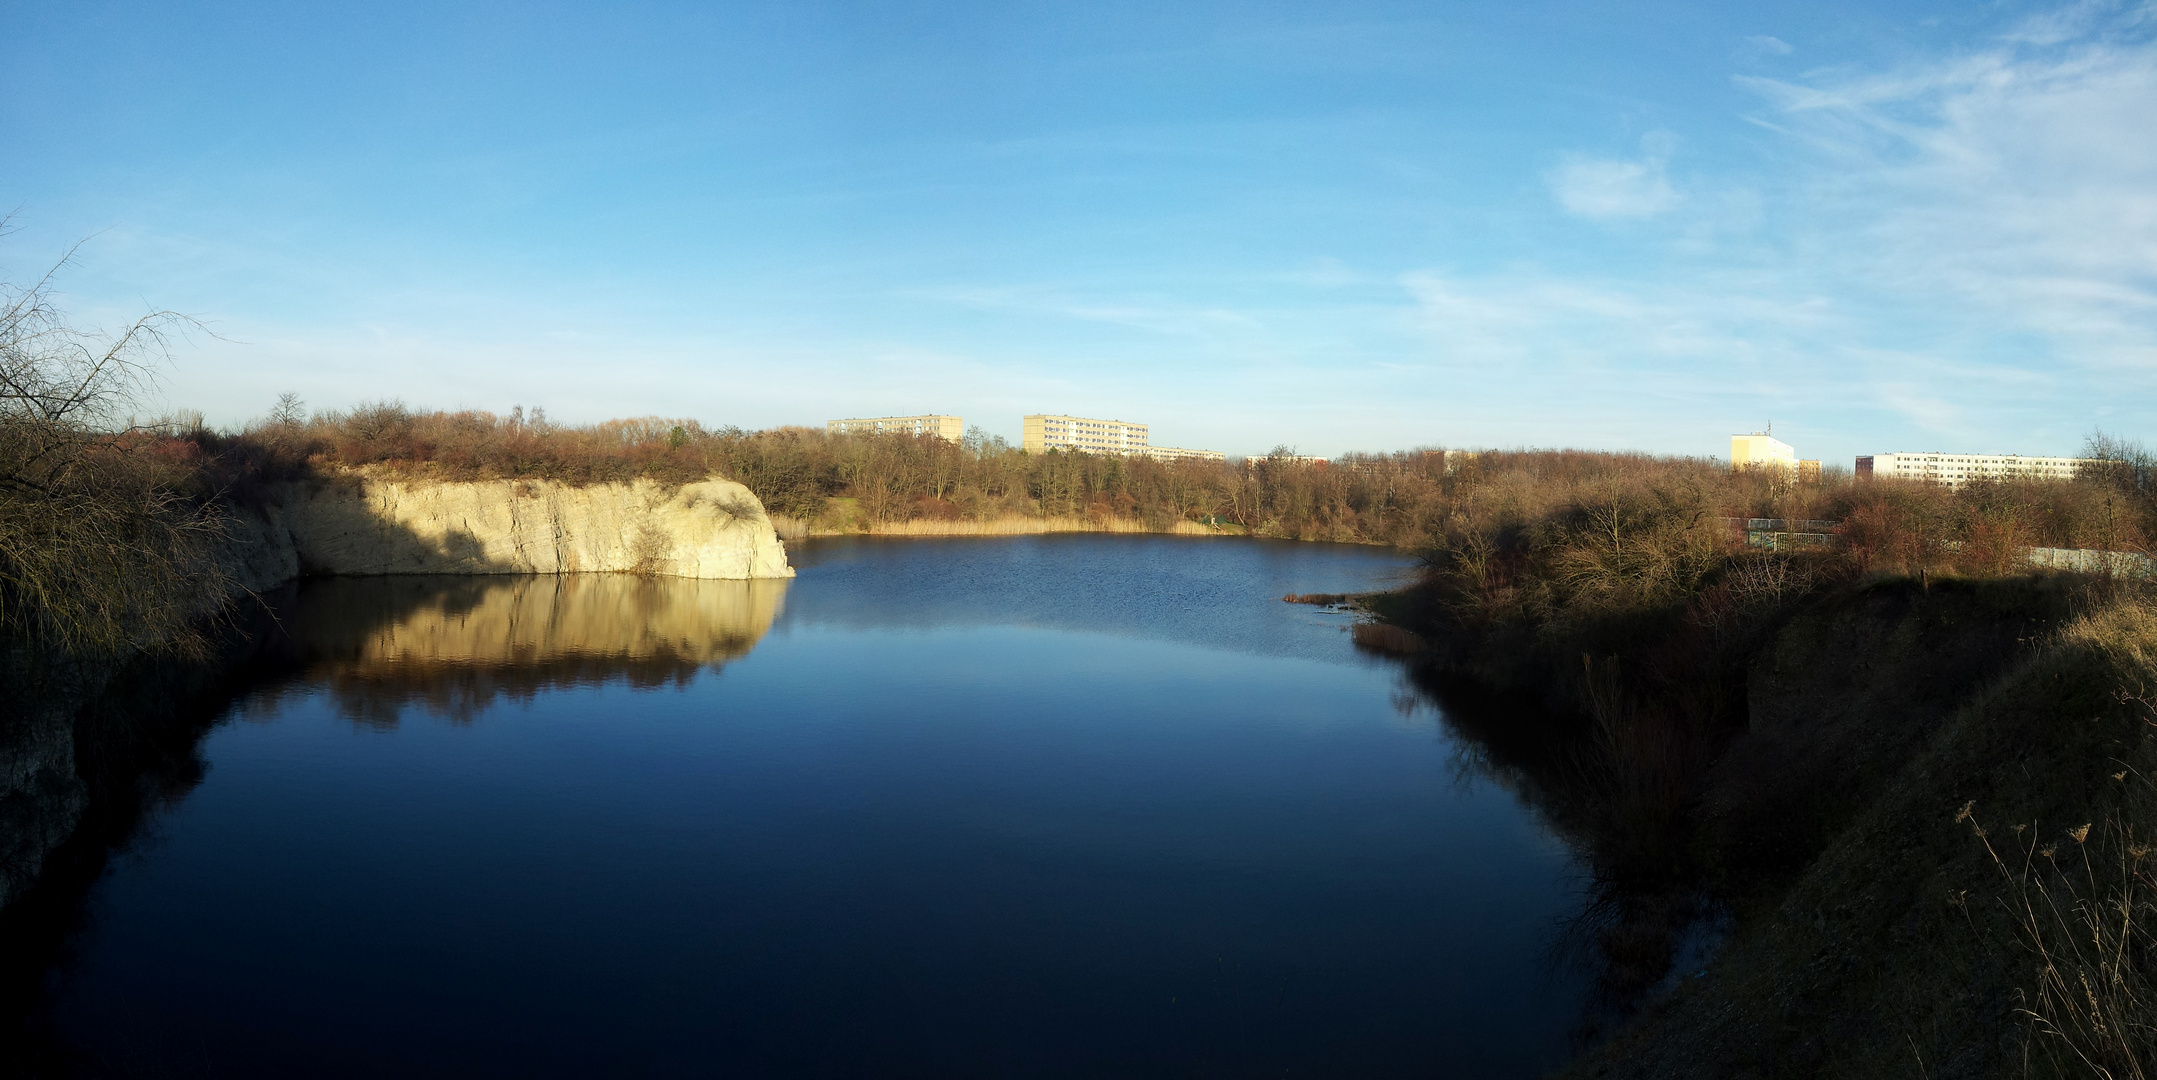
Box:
[1,237,229,657]
[268,391,305,428]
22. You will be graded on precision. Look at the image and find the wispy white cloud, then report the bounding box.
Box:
[1545,132,1682,219]
[1412,3,2157,457]
[1743,35,1794,56]
[1734,8,2157,374]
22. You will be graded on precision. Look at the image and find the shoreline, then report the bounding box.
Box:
[768,513,1237,542]
[766,512,1406,548]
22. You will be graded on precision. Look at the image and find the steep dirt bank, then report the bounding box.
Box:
[1380,575,2155,1078]
[1564,582,2155,1079]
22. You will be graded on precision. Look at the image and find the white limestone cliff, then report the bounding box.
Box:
[233,475,794,583]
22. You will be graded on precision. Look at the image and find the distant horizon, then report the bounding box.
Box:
[8,0,2152,466]
[186,396,2130,468]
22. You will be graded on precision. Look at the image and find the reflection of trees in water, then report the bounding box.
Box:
[255,575,786,726]
[305,647,741,727]
[1386,657,1721,1049]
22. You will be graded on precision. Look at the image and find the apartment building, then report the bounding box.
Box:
[1021,413,1229,461]
[1141,445,1228,463]
[1731,432,1821,482]
[1856,452,2091,490]
[826,415,964,441]
[1022,414,1149,454]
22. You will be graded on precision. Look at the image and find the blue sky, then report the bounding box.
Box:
[5,0,2154,462]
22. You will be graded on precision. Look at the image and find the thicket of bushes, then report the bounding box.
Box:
[0,263,233,660]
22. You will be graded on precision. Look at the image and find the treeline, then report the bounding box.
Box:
[1414,436,2156,643]
[203,401,2157,564]
[14,379,2157,656]
[201,399,1480,543]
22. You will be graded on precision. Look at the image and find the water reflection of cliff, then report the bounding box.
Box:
[267,576,788,726]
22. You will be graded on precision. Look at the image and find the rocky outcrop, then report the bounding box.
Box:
[236,475,793,582]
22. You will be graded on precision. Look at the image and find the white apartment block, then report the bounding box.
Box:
[1023,414,1150,454]
[826,415,964,441]
[1857,452,2093,490]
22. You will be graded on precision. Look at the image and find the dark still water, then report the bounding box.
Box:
[26,536,1586,1077]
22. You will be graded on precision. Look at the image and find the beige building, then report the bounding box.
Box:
[1023,414,1149,454]
[1856,451,2091,490]
[827,415,964,441]
[1141,445,1228,463]
[1022,413,1226,461]
[1731,432,1820,482]
[1731,432,1796,471]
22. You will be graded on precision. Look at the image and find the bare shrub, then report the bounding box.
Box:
[0,241,230,657]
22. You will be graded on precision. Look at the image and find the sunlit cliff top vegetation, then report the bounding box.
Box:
[181,398,2157,555]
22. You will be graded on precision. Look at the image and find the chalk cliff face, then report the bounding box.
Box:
[262,476,794,580]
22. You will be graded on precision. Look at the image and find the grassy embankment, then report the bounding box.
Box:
[1359,442,2157,1077]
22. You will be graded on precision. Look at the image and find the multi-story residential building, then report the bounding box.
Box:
[1731,432,1797,471]
[1731,432,1821,482]
[1021,413,1226,461]
[827,415,964,441]
[1141,445,1228,463]
[1023,414,1149,454]
[1856,452,2091,490]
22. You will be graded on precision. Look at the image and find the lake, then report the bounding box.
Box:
[20,535,1588,1077]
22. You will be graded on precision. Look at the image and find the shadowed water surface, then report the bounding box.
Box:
[29,536,1587,1076]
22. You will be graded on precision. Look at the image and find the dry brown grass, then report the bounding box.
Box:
[1967,802,2157,1080]
[1968,614,2157,1079]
